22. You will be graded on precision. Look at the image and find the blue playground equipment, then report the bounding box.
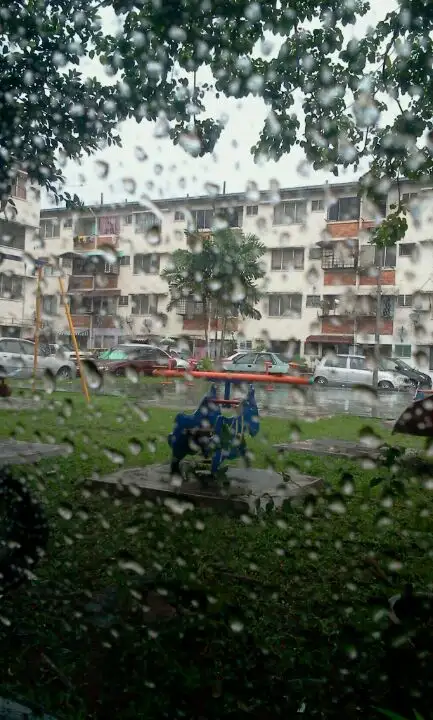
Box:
[168,381,259,478]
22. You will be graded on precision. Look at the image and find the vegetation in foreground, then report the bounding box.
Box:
[0,395,431,719]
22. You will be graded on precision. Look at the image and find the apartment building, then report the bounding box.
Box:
[0,172,41,338]
[38,180,433,366]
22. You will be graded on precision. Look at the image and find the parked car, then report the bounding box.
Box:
[222,351,294,374]
[380,357,432,389]
[221,351,247,367]
[167,349,192,370]
[95,344,177,376]
[313,354,413,390]
[0,338,76,379]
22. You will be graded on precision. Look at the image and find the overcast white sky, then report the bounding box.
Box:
[47,0,396,209]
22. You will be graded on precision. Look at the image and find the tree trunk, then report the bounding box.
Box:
[203,298,210,356]
[220,315,227,358]
[213,304,219,359]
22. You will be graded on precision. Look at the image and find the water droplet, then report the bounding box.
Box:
[43,371,56,394]
[135,146,148,162]
[230,620,244,633]
[104,448,125,465]
[179,131,201,157]
[359,427,382,449]
[123,177,136,195]
[125,366,139,383]
[128,438,142,455]
[82,360,103,390]
[118,559,145,575]
[145,225,161,246]
[95,160,109,179]
[328,495,346,515]
[58,503,73,520]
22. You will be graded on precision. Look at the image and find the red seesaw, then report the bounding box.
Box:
[153,369,312,385]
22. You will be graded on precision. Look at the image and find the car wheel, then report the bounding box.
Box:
[314,376,328,385]
[56,366,72,380]
[114,367,124,377]
[378,380,394,390]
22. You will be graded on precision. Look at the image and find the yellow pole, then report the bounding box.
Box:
[32,266,42,391]
[58,276,90,403]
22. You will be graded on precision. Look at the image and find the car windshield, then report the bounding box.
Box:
[99,346,138,360]
[274,354,288,364]
[380,358,404,372]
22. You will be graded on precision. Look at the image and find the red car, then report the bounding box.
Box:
[95,344,176,376]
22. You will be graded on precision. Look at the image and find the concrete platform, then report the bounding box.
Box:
[95,463,323,515]
[273,438,382,460]
[0,438,69,466]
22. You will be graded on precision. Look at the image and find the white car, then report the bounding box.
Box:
[313,354,412,390]
[0,337,76,379]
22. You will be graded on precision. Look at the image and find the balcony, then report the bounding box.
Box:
[182,316,238,332]
[68,276,93,292]
[70,314,117,329]
[73,236,96,252]
[359,269,395,286]
[321,317,393,336]
[326,219,375,239]
[96,235,119,249]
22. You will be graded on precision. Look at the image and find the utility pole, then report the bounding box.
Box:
[372,260,382,387]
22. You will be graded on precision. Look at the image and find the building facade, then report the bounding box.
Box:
[37,180,433,367]
[0,172,41,338]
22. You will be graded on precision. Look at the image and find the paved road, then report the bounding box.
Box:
[8,381,413,422]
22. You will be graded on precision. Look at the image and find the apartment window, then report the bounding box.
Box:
[93,297,117,315]
[399,243,416,257]
[397,294,412,308]
[61,256,72,269]
[375,245,396,268]
[381,295,395,318]
[327,196,360,221]
[216,206,243,228]
[99,216,120,235]
[11,173,27,200]
[123,215,133,225]
[246,205,258,216]
[271,248,304,270]
[402,192,418,205]
[191,209,214,230]
[119,255,130,266]
[322,244,355,269]
[322,295,340,314]
[0,230,25,250]
[394,344,412,359]
[306,295,321,308]
[131,294,157,315]
[268,293,302,318]
[273,200,307,225]
[174,210,185,221]
[42,295,57,315]
[311,199,324,212]
[40,220,60,238]
[309,247,322,260]
[133,253,160,274]
[63,218,73,228]
[104,262,119,274]
[118,296,129,306]
[75,218,96,236]
[0,273,23,299]
[135,212,160,233]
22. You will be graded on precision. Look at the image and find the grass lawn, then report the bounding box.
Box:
[0,392,432,719]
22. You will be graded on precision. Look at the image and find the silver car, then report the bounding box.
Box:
[0,337,76,379]
[313,354,412,390]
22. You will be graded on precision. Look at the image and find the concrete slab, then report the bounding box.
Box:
[95,463,323,514]
[273,438,382,460]
[0,439,69,466]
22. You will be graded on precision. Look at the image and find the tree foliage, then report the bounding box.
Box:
[4,0,433,227]
[161,229,266,349]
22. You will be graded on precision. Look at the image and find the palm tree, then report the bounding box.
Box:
[161,229,266,356]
